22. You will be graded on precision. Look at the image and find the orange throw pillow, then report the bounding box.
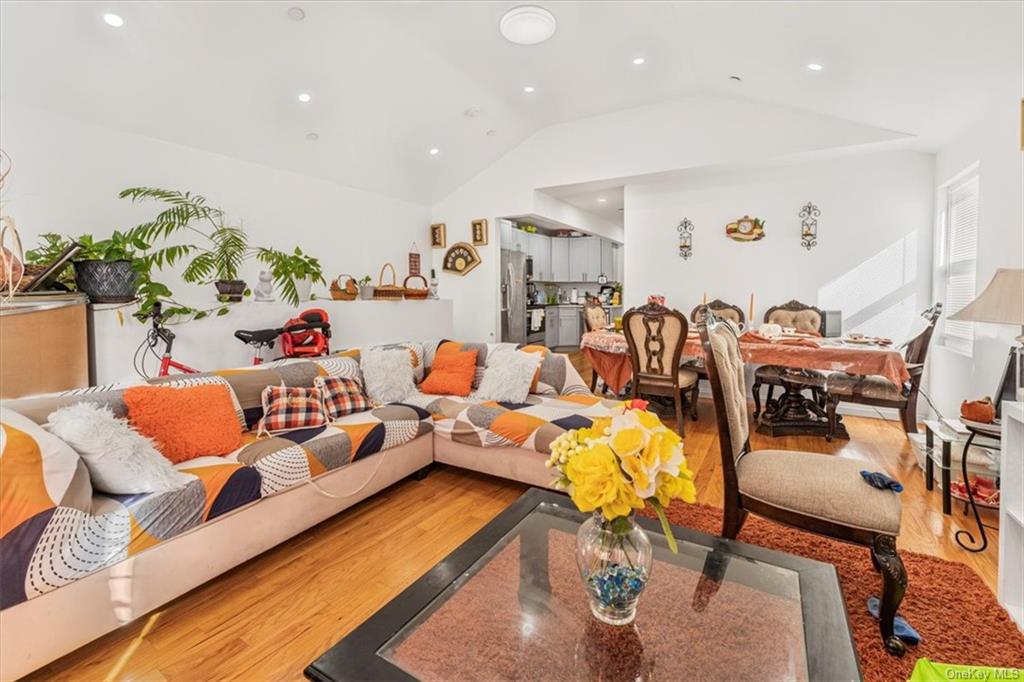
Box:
[124,384,243,464]
[420,350,478,397]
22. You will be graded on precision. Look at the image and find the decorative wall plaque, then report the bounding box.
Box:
[430,223,446,248]
[442,242,481,276]
[471,219,488,246]
[725,215,765,242]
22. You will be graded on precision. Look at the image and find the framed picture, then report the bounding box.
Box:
[471,218,488,246]
[430,223,446,249]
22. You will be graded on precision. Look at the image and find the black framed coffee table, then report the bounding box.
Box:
[306,488,860,682]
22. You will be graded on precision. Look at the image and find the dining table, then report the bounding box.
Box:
[580,328,910,440]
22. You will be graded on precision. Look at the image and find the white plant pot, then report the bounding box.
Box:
[294,278,313,303]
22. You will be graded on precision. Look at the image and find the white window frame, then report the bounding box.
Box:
[933,163,980,356]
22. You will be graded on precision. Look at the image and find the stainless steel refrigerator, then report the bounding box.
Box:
[500,249,528,344]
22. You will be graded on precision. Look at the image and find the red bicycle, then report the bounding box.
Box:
[134,302,331,377]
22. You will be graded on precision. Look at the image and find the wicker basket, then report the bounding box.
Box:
[373,263,405,300]
[329,274,359,301]
[403,274,429,300]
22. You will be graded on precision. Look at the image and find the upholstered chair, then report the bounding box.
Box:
[688,299,746,399]
[583,299,610,332]
[698,307,908,657]
[751,299,828,419]
[825,304,942,440]
[622,303,700,435]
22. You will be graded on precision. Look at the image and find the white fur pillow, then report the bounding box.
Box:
[360,348,416,404]
[472,349,544,403]
[46,403,193,494]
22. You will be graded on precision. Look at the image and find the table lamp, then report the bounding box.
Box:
[947,268,1024,401]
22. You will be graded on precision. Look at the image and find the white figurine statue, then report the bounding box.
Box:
[254,270,275,302]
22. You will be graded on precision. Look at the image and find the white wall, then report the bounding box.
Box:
[930,98,1024,417]
[431,94,907,341]
[0,103,430,311]
[624,151,936,342]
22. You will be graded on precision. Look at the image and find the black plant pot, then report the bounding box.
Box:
[215,279,247,302]
[73,259,138,303]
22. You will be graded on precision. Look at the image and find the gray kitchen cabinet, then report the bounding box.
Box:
[569,237,601,282]
[550,237,570,281]
[551,306,581,347]
[503,224,527,252]
[527,232,551,280]
[614,243,624,282]
[500,221,514,249]
[545,311,558,347]
[600,240,614,281]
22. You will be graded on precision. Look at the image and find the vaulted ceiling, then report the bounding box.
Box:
[1,1,1019,205]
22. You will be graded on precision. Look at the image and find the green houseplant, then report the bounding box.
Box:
[71,231,146,303]
[358,274,374,300]
[256,247,325,304]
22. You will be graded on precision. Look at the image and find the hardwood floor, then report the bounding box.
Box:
[26,354,999,681]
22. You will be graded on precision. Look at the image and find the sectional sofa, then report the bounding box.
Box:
[0,340,622,679]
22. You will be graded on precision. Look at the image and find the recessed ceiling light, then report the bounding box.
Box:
[305,132,319,141]
[523,86,536,93]
[297,92,312,103]
[500,5,557,45]
[632,57,646,66]
[429,148,440,156]
[597,197,607,203]
[807,63,824,71]
[103,13,125,27]
[287,7,306,21]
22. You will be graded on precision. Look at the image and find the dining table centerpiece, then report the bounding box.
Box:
[546,399,697,625]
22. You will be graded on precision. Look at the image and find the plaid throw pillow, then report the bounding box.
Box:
[314,376,370,420]
[257,385,327,435]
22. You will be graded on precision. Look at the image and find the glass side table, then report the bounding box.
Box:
[921,419,1000,515]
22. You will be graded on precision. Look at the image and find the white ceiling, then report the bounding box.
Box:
[1,1,1019,205]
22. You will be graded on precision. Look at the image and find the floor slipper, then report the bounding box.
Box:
[867,596,921,646]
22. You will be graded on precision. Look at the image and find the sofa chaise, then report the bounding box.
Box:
[0,340,621,679]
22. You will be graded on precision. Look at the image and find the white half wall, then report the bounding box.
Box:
[0,103,430,310]
[930,98,1024,417]
[623,150,936,343]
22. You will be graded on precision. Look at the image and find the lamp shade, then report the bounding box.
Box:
[947,268,1024,325]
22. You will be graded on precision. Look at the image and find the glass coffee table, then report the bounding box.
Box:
[306,488,860,681]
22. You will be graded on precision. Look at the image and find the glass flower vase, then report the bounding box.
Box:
[575,512,653,625]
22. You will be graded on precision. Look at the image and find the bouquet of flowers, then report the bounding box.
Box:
[546,399,696,551]
[547,399,696,624]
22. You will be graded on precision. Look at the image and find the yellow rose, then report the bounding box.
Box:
[610,427,647,457]
[636,410,662,430]
[654,471,697,506]
[619,453,655,498]
[566,443,643,519]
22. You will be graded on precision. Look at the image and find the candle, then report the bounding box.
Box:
[748,293,755,323]
[702,291,708,305]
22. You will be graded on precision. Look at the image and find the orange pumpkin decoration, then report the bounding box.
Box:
[960,397,996,424]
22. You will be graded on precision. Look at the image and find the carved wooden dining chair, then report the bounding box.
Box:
[688,299,746,400]
[751,299,828,418]
[825,303,942,440]
[622,302,700,435]
[698,307,908,656]
[583,298,610,332]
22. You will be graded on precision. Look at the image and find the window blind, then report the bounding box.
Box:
[942,174,979,349]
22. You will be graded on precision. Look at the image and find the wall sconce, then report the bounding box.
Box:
[799,202,819,250]
[677,218,694,259]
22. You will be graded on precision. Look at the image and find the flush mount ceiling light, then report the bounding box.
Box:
[523,85,536,93]
[807,63,824,71]
[103,13,125,27]
[287,7,305,21]
[297,92,312,103]
[632,56,646,65]
[429,148,440,156]
[597,197,607,203]
[500,5,557,46]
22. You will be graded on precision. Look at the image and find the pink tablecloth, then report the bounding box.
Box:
[580,331,910,390]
